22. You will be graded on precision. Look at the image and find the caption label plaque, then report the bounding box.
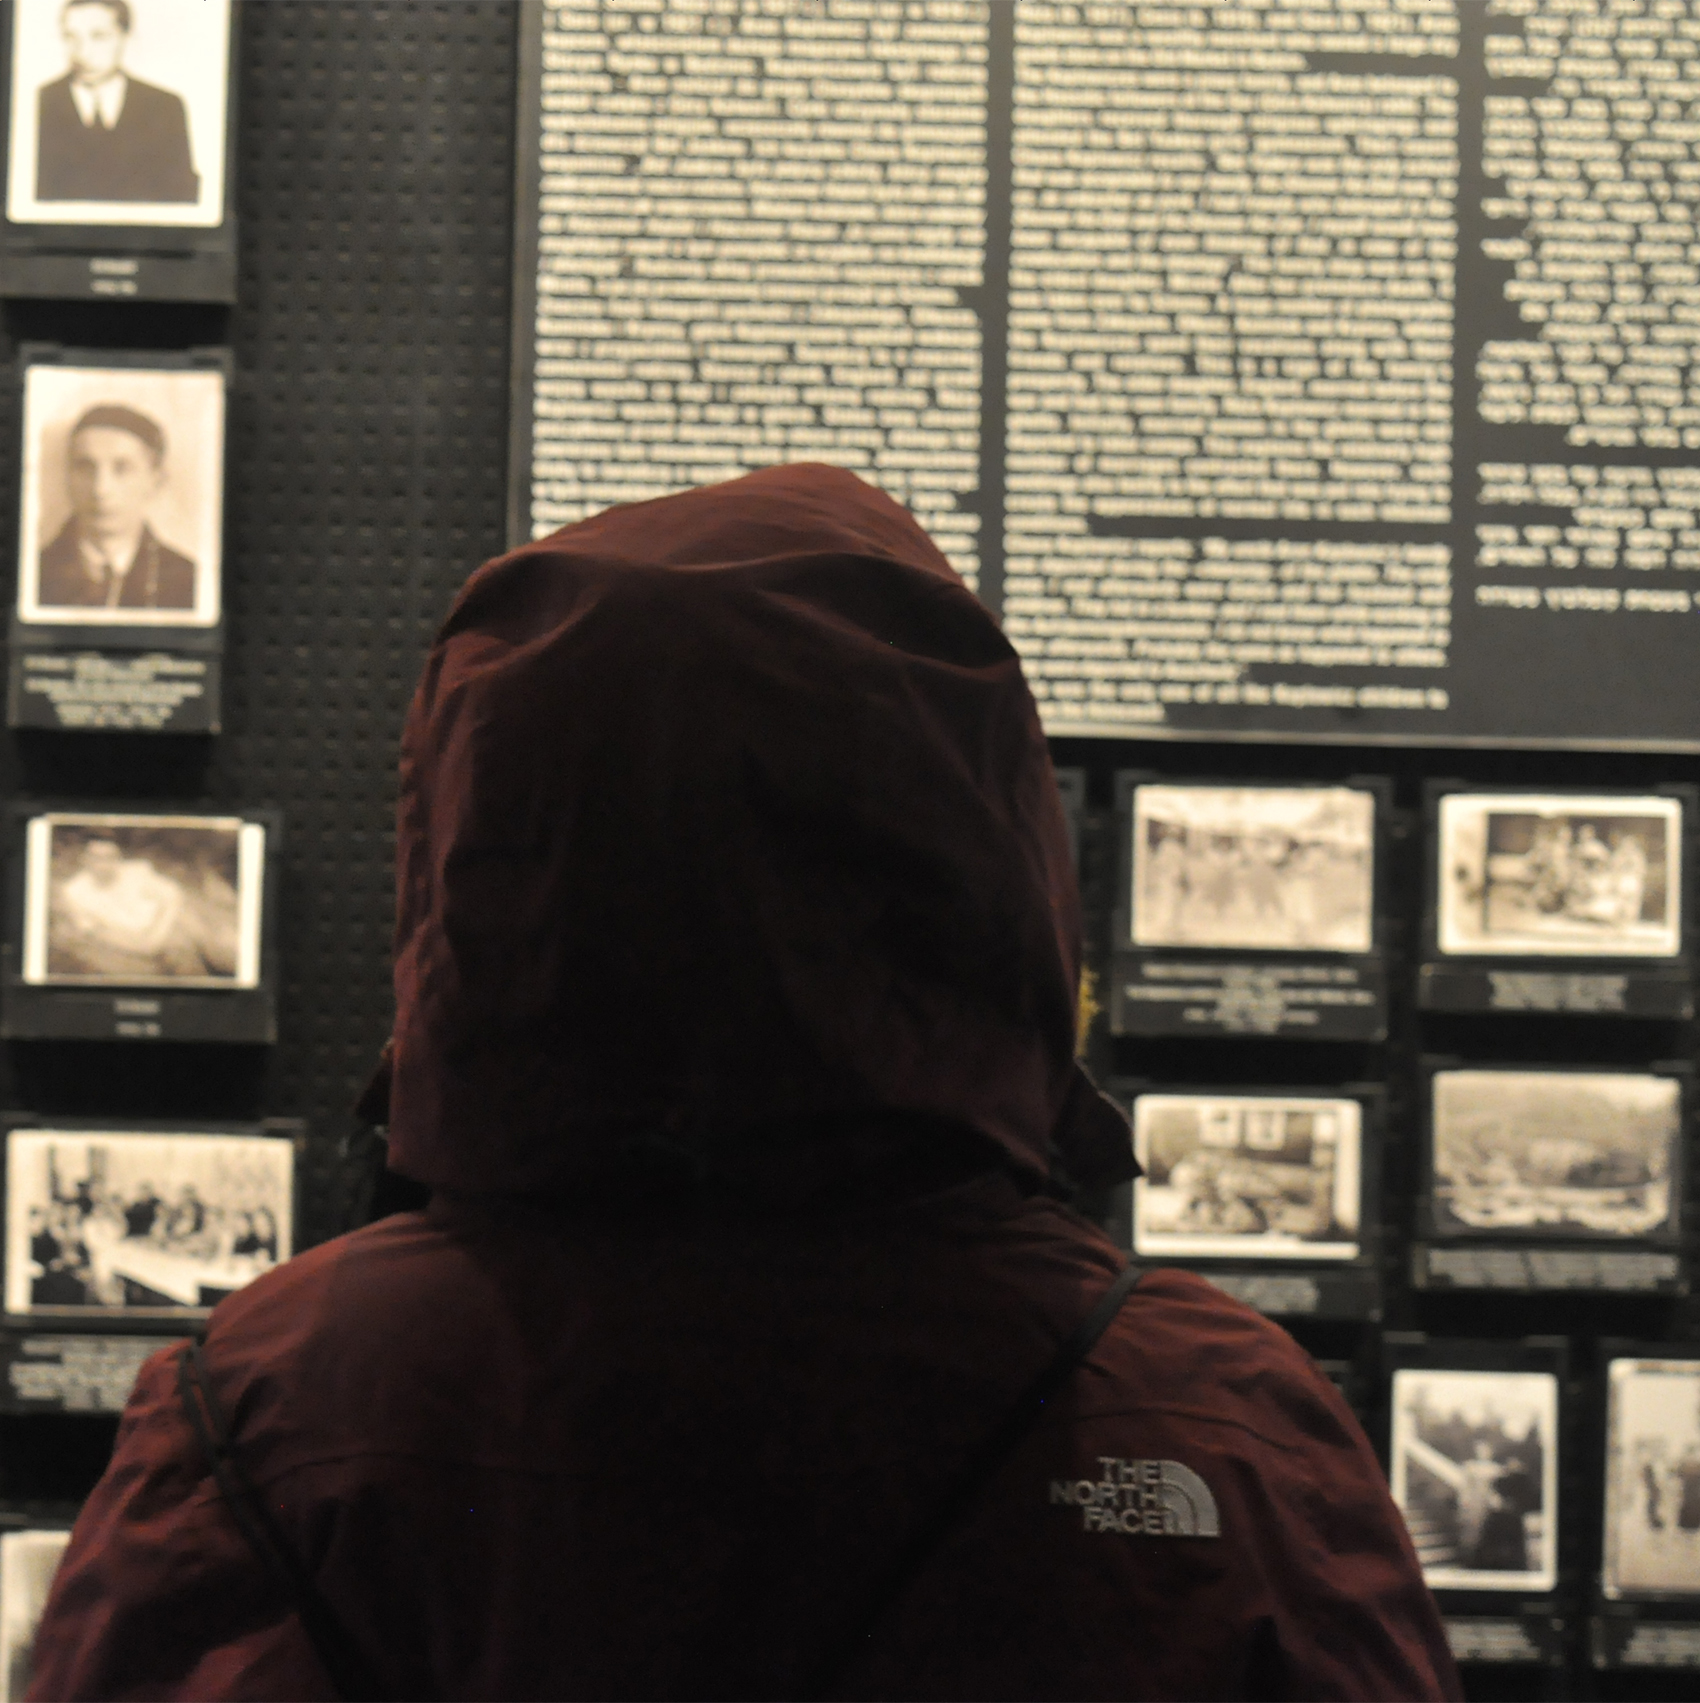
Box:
[1419,787,1695,1020]
[1110,776,1388,1042]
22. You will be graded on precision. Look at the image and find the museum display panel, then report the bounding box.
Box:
[1108,775,1390,1040]
[6,346,228,733]
[0,4,1695,1694]
[1,807,278,1042]
[0,0,236,301]
[1122,1085,1381,1319]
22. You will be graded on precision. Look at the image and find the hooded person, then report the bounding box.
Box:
[25,464,1458,1702]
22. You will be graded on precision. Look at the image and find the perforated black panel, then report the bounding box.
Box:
[0,2,518,1246]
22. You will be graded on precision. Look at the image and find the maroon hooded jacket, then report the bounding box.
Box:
[29,465,1459,1701]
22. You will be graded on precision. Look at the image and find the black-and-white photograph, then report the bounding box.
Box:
[5,0,229,228]
[1132,1094,1361,1261]
[1430,1070,1680,1241]
[0,1528,69,1703]
[1131,785,1376,953]
[16,362,223,627]
[1390,1367,1558,1593]
[22,813,263,988]
[4,1128,292,1319]
[1437,793,1682,959]
[1604,1358,1700,1599]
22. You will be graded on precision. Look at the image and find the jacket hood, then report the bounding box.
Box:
[386,463,1132,1197]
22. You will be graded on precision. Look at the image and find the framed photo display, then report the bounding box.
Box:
[1122,1084,1381,1319]
[0,1525,69,1703]
[1391,1365,1559,1594]
[1109,776,1389,1040]
[6,346,228,734]
[0,0,237,301]
[1593,1347,1700,1669]
[1,804,279,1043]
[1382,1334,1568,1640]
[1414,1065,1686,1295]
[1603,1354,1700,1602]
[2,1120,295,1323]
[1420,785,1695,1019]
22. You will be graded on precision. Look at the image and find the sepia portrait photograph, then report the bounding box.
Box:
[5,0,229,228]
[1436,793,1682,959]
[1390,1367,1558,1593]
[1429,1070,1680,1242]
[22,812,263,989]
[1604,1357,1700,1599]
[1131,785,1376,954]
[16,361,223,627]
[1132,1094,1361,1261]
[4,1128,292,1319]
[0,1528,69,1703]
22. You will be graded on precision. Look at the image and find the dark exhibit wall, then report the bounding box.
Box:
[3,0,1700,1697]
[0,1,518,1233]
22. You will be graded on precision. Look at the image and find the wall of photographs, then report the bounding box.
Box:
[0,5,521,1697]
[0,3,1694,1700]
[1062,737,1700,1698]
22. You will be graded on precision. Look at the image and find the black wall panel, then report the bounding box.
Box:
[1,2,518,1237]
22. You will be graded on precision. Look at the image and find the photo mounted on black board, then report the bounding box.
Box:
[1429,1070,1680,1241]
[4,1127,293,1319]
[1437,793,1682,959]
[1389,1367,1558,1593]
[4,0,229,228]
[1131,785,1375,953]
[22,812,263,988]
[1604,1358,1700,1599]
[16,361,223,627]
[0,1528,69,1703]
[1132,1094,1361,1261]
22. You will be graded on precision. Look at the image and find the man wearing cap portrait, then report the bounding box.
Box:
[36,402,196,612]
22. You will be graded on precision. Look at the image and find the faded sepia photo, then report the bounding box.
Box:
[1604,1358,1700,1599]
[1132,785,1376,953]
[17,362,223,627]
[6,0,230,228]
[1430,1070,1679,1241]
[1390,1367,1558,1593]
[5,1128,292,1319]
[1133,1094,1361,1261]
[1437,794,1681,959]
[0,1529,69,1703]
[23,813,263,988]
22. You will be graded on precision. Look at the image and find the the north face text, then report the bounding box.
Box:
[1049,1456,1221,1537]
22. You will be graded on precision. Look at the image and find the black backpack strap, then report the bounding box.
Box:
[177,1338,389,1703]
[807,1261,1147,1698]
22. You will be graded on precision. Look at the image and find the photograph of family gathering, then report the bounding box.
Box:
[5,1129,292,1318]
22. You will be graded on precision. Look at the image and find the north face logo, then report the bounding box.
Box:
[1049,1456,1221,1537]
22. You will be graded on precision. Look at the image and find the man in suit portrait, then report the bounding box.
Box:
[36,404,197,613]
[35,0,199,203]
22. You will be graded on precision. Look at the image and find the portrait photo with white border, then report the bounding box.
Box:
[0,1528,70,1703]
[1603,1357,1700,1599]
[1437,793,1682,960]
[17,362,222,627]
[4,1127,293,1319]
[22,812,263,988]
[6,0,229,228]
[1390,1367,1558,1594]
[1132,1093,1361,1261]
[1131,785,1376,954]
